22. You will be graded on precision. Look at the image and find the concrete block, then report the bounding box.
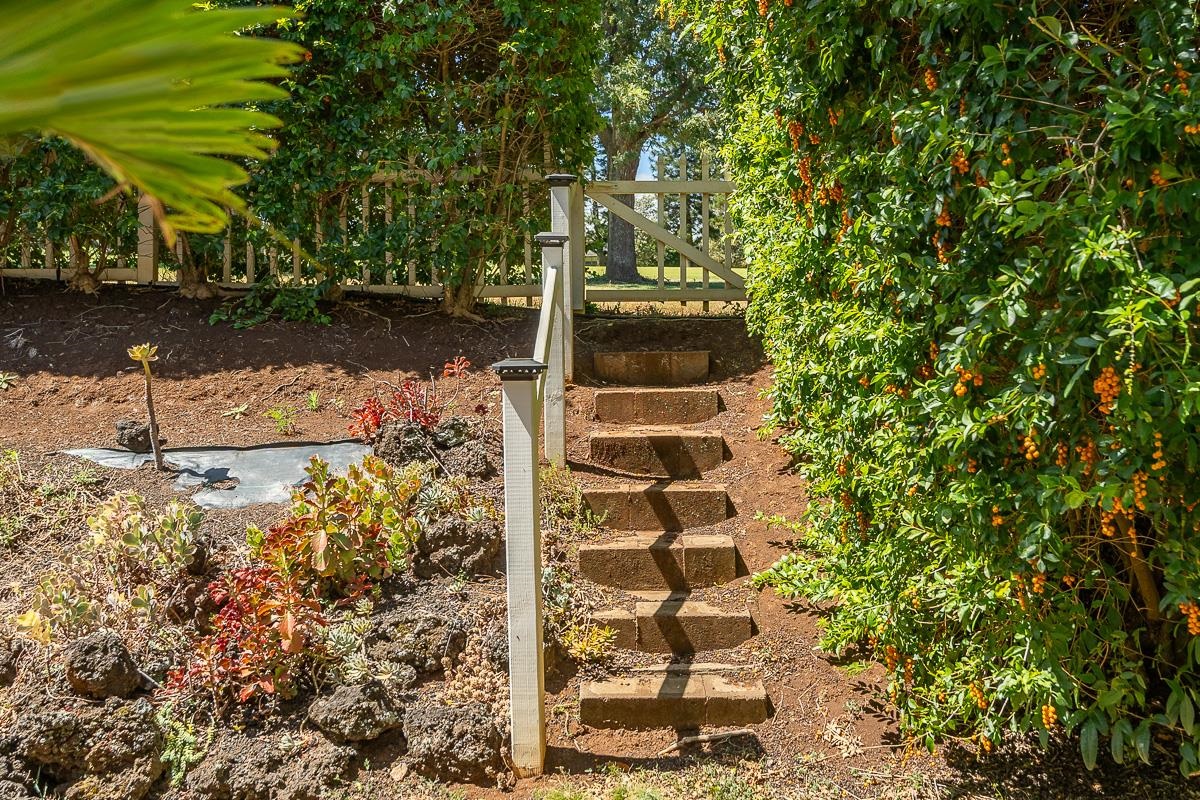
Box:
[589,429,725,478]
[593,388,719,425]
[593,351,710,387]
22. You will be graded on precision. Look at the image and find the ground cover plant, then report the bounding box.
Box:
[670,0,1200,775]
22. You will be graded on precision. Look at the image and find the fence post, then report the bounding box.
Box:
[136,194,158,285]
[568,180,586,312]
[491,356,548,778]
[535,232,568,467]
[546,175,577,382]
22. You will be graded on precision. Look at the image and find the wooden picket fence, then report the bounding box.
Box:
[0,162,742,307]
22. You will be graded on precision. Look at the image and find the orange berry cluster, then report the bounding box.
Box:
[1000,141,1014,167]
[840,491,853,510]
[974,170,990,188]
[815,182,844,205]
[953,366,982,396]
[1030,567,1047,595]
[923,67,938,91]
[1031,363,1046,380]
[1133,470,1149,511]
[1041,704,1058,728]
[1076,437,1099,473]
[1151,167,1170,188]
[908,484,919,497]
[1178,602,1200,635]
[980,735,994,754]
[1093,366,1121,413]
[992,505,1005,526]
[1100,496,1128,538]
[966,457,978,474]
[828,107,841,127]
[1022,429,1040,461]
[758,0,769,15]
[1063,574,1076,588]
[936,206,952,227]
[1167,62,1192,95]
[969,683,988,710]
[1152,432,1166,471]
[1185,123,1200,135]
[1012,573,1029,610]
[836,458,849,477]
[884,644,900,672]
[951,149,970,174]
[931,230,950,264]
[1055,442,1069,468]
[904,657,914,684]
[788,120,805,151]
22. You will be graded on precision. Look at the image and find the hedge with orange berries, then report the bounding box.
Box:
[668,0,1200,774]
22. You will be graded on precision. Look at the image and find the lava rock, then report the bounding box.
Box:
[165,574,218,627]
[403,701,505,785]
[308,681,404,743]
[439,440,493,477]
[367,609,467,674]
[412,516,502,579]
[0,641,18,688]
[184,732,355,800]
[388,663,419,691]
[4,697,163,800]
[187,532,215,576]
[430,417,470,449]
[373,422,432,467]
[114,420,162,454]
[64,629,140,699]
[0,780,31,799]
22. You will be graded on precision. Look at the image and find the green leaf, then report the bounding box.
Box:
[1080,720,1099,770]
[0,0,303,237]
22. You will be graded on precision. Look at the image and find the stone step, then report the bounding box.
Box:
[579,534,736,591]
[593,351,710,387]
[593,388,720,425]
[583,483,729,531]
[589,429,725,478]
[580,673,769,729]
[595,600,754,654]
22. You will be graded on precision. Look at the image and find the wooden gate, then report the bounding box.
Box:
[566,156,744,307]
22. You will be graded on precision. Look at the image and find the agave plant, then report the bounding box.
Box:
[0,0,302,238]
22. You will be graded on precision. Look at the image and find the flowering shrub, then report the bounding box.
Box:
[169,456,428,705]
[349,357,472,441]
[672,0,1200,773]
[253,456,426,597]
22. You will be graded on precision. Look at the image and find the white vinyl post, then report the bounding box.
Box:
[568,181,587,312]
[546,175,576,381]
[491,356,547,778]
[535,232,568,467]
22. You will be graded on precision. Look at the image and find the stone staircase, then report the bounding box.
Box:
[576,351,770,731]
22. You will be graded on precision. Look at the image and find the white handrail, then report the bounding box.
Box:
[490,223,570,780]
[532,261,559,369]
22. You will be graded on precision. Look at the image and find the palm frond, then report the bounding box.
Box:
[0,0,302,236]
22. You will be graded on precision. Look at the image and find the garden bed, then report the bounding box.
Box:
[0,284,1189,799]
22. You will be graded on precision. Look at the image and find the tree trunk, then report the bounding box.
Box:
[604,143,646,283]
[441,267,486,322]
[176,234,217,300]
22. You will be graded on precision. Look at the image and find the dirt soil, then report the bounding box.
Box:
[0,282,1193,800]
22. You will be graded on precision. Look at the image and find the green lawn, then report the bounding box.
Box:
[584,262,747,290]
